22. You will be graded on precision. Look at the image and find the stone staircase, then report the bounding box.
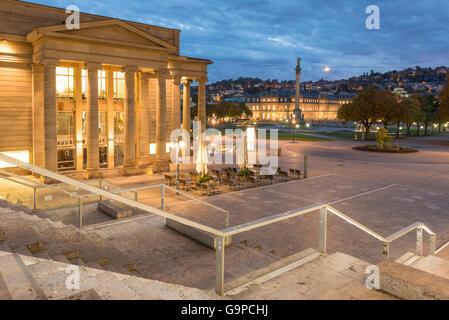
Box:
[0,204,216,300]
[226,249,395,300]
[409,254,449,280]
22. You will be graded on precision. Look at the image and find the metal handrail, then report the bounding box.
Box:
[113,182,231,227]
[0,153,438,297]
[326,206,387,242]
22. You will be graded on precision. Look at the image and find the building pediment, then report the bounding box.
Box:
[26,19,177,53]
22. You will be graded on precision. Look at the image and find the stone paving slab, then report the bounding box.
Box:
[88,174,449,291]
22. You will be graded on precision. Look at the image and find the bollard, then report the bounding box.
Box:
[304,155,308,179]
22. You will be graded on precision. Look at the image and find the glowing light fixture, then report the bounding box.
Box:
[323,66,331,72]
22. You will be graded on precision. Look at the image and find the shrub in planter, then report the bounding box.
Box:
[198,175,212,183]
[238,169,252,177]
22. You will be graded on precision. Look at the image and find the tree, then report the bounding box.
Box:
[375,90,400,130]
[337,86,378,140]
[398,97,420,136]
[439,75,449,126]
[411,94,438,135]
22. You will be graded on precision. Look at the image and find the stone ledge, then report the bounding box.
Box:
[98,200,133,220]
[378,260,449,300]
[166,218,231,250]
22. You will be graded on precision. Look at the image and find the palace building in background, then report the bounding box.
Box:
[246,91,354,122]
[0,0,211,178]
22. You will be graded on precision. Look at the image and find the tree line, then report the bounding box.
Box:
[191,101,253,121]
[338,76,449,139]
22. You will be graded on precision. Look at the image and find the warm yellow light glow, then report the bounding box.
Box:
[0,150,30,168]
[179,141,186,149]
[323,66,331,72]
[149,143,156,155]
[0,40,14,54]
[166,143,171,153]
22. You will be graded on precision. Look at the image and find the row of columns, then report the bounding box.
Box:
[34,60,206,178]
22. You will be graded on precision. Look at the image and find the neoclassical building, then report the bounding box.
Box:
[246,90,354,122]
[0,0,211,178]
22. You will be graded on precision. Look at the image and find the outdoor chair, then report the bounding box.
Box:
[277,168,289,180]
[247,175,260,186]
[179,178,192,191]
[164,174,175,186]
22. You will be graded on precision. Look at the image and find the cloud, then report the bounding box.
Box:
[31,0,449,82]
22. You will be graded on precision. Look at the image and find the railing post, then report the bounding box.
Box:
[33,187,37,210]
[318,206,327,253]
[430,234,436,256]
[383,242,390,260]
[99,179,103,201]
[304,155,308,179]
[416,226,423,256]
[134,192,138,202]
[216,236,225,296]
[161,185,165,210]
[78,197,83,229]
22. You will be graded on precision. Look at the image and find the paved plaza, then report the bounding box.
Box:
[1,134,449,293]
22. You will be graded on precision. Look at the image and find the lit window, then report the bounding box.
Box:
[98,70,107,100]
[114,112,125,135]
[113,71,125,100]
[99,112,107,135]
[56,67,74,99]
[81,69,87,100]
[57,112,74,136]
[149,143,156,155]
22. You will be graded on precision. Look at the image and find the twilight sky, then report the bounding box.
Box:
[28,0,449,82]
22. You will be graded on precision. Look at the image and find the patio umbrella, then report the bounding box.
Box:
[237,134,248,169]
[196,138,208,176]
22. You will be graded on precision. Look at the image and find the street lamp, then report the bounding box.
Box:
[291,119,296,143]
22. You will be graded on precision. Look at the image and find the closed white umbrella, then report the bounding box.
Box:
[196,138,208,176]
[237,134,248,169]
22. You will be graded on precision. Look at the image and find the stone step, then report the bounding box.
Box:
[0,253,46,299]
[28,219,80,260]
[0,211,44,253]
[98,200,133,220]
[0,271,12,300]
[89,272,141,300]
[410,255,449,280]
[231,251,393,300]
[0,241,12,255]
[0,225,5,242]
[26,259,102,300]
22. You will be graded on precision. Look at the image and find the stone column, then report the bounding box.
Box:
[42,59,59,176]
[83,62,102,179]
[154,69,169,172]
[32,63,44,170]
[182,79,191,131]
[106,68,115,168]
[171,71,181,132]
[197,77,207,132]
[294,58,302,121]
[74,64,83,171]
[120,66,140,176]
[137,71,150,166]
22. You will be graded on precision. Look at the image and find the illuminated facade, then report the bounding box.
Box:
[246,91,353,122]
[0,0,211,177]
